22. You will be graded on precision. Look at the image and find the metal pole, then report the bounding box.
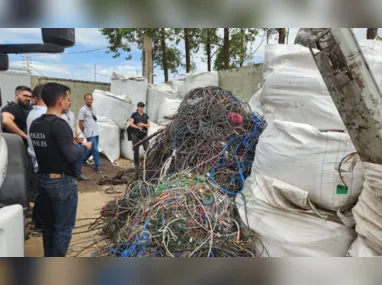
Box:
[143,36,153,84]
[310,28,382,164]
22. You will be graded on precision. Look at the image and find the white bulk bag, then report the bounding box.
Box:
[248,89,263,117]
[92,89,134,129]
[261,44,345,130]
[0,205,24,257]
[111,72,148,106]
[352,162,382,256]
[347,237,378,257]
[97,117,120,163]
[147,83,177,123]
[236,174,356,257]
[253,120,364,211]
[120,122,162,161]
[171,72,219,98]
[359,39,382,90]
[157,98,182,125]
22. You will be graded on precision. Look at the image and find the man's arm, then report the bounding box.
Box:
[74,122,84,144]
[78,120,85,132]
[54,121,91,165]
[74,123,79,138]
[2,112,27,139]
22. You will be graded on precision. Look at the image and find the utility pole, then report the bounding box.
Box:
[24,55,31,74]
[94,64,96,82]
[143,36,153,84]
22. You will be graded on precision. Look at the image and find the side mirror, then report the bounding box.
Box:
[42,29,75,48]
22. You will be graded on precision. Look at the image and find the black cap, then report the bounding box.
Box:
[137,102,145,107]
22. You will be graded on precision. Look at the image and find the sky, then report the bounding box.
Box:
[0,28,380,84]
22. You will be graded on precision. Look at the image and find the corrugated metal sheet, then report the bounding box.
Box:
[0,71,31,108]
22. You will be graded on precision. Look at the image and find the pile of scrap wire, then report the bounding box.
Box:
[90,174,256,257]
[140,86,266,195]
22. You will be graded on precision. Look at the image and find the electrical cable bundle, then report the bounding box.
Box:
[86,86,266,257]
[99,86,265,194]
[91,174,256,257]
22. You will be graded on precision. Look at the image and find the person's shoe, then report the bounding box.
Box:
[96,167,102,174]
[77,175,90,181]
[32,228,43,237]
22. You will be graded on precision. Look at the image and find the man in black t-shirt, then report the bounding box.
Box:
[30,83,92,257]
[2,85,32,141]
[130,102,150,169]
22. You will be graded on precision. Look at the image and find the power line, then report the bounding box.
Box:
[62,47,109,55]
[29,65,47,77]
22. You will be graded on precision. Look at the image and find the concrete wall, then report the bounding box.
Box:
[218,64,263,102]
[31,76,110,119]
[0,71,31,107]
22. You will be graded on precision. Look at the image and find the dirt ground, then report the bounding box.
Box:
[24,157,133,257]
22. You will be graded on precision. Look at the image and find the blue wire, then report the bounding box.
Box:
[209,112,265,197]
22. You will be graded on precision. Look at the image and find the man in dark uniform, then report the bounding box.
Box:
[2,85,32,140]
[129,102,150,169]
[30,83,92,257]
[1,85,39,225]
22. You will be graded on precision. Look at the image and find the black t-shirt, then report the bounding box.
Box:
[1,102,28,134]
[130,112,149,137]
[30,114,87,177]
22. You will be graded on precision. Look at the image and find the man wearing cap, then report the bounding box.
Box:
[129,102,150,169]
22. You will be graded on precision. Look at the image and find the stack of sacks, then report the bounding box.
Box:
[110,72,148,106]
[146,83,178,123]
[91,89,135,164]
[170,71,219,98]
[236,43,370,256]
[120,122,164,161]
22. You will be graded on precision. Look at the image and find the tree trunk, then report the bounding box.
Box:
[206,29,212,71]
[367,28,378,39]
[224,28,230,70]
[161,28,168,82]
[239,28,245,67]
[142,48,145,76]
[184,28,191,73]
[278,28,286,44]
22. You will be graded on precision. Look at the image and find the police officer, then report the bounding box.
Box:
[130,102,150,169]
[2,85,32,140]
[30,83,92,257]
[26,84,47,236]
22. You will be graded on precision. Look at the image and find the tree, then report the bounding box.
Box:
[213,28,260,70]
[160,28,168,82]
[200,28,220,71]
[278,28,286,44]
[367,28,378,39]
[223,28,230,69]
[173,28,202,73]
[101,28,182,82]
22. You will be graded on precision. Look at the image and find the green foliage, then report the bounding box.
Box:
[101,28,183,78]
[213,28,261,71]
